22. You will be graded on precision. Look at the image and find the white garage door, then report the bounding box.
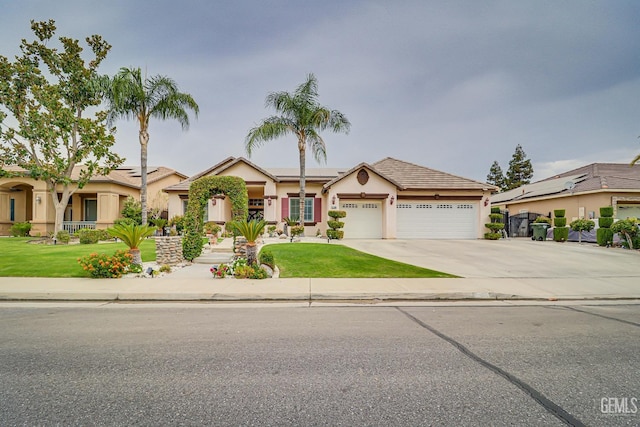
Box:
[396,202,478,239]
[340,201,383,239]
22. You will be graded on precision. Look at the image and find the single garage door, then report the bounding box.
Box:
[396,202,478,239]
[340,201,383,238]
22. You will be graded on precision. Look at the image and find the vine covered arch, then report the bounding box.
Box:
[182,176,248,260]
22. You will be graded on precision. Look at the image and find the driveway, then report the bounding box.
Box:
[340,238,640,279]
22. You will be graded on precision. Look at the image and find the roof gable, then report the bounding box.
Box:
[323,162,403,190]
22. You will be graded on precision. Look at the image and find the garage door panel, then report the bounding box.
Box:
[397,202,477,239]
[341,201,382,239]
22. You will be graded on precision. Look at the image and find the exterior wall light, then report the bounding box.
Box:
[331,195,336,205]
[390,196,395,205]
[35,195,41,204]
[267,197,272,206]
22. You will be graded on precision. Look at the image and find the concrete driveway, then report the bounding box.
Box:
[340,238,640,279]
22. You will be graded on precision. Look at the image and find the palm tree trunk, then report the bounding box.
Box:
[246,243,258,266]
[298,144,306,234]
[139,129,149,225]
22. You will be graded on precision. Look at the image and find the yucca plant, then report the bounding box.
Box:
[107,223,156,266]
[229,219,266,266]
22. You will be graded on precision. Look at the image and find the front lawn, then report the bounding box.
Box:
[0,237,156,277]
[263,243,456,278]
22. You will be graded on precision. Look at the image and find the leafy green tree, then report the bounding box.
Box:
[486,160,506,191]
[245,73,350,227]
[105,67,199,225]
[0,20,123,234]
[569,218,595,244]
[505,144,533,190]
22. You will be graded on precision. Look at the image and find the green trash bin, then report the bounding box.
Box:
[531,223,549,241]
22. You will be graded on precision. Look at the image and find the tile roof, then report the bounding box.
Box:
[492,163,640,203]
[371,157,494,190]
[3,165,185,189]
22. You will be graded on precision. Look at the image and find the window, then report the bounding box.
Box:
[84,199,97,221]
[10,198,15,222]
[289,197,314,222]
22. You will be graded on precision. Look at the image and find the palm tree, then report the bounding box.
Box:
[107,223,157,266]
[229,219,266,266]
[245,73,350,227]
[106,67,199,225]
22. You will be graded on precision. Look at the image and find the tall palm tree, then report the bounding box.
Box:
[106,67,199,225]
[245,73,350,227]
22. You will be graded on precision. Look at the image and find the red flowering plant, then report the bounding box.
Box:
[77,250,134,278]
[210,263,230,278]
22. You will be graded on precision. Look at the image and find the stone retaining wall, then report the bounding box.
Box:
[155,236,183,265]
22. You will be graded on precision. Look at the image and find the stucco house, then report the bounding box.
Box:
[163,157,496,239]
[0,165,187,236]
[491,163,640,222]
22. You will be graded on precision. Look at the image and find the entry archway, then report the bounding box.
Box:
[182,176,248,260]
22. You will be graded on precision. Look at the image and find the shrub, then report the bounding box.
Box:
[553,227,569,242]
[534,216,552,225]
[77,250,133,278]
[598,217,614,229]
[484,232,501,240]
[489,213,503,221]
[596,228,614,247]
[168,215,185,234]
[328,210,347,219]
[55,230,70,244]
[258,249,275,269]
[485,223,505,232]
[327,220,345,229]
[121,195,142,225]
[77,228,102,244]
[326,229,344,239]
[159,264,172,273]
[234,264,255,279]
[554,217,567,228]
[204,222,221,235]
[554,210,566,218]
[107,223,156,250]
[290,225,305,237]
[600,206,614,217]
[490,207,501,214]
[10,222,31,237]
[250,265,268,279]
[611,218,639,249]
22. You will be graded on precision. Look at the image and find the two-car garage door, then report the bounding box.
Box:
[396,202,478,239]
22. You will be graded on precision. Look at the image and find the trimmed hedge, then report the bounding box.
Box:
[598,217,614,228]
[600,206,614,217]
[554,217,567,227]
[10,222,31,237]
[489,213,503,221]
[485,223,505,232]
[554,209,565,218]
[596,228,614,246]
[326,230,344,240]
[490,207,501,214]
[76,228,110,244]
[553,227,569,242]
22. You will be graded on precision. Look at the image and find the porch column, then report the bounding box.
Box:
[31,190,54,236]
[96,192,120,229]
[0,191,10,235]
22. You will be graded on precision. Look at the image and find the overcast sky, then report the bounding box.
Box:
[2,0,640,183]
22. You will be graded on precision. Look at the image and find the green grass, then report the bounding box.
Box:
[263,243,456,278]
[0,237,156,277]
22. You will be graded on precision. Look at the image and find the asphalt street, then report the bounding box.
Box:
[1,303,638,426]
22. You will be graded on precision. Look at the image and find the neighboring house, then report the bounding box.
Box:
[163,156,495,239]
[0,166,187,236]
[491,163,640,222]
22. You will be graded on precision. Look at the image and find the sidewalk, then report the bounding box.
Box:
[1,265,639,302]
[1,237,639,302]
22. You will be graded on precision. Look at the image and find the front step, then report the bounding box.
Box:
[193,252,234,264]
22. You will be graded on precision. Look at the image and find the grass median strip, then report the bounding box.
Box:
[264,242,457,278]
[0,237,156,277]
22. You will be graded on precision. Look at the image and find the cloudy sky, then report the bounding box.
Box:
[2,0,640,183]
